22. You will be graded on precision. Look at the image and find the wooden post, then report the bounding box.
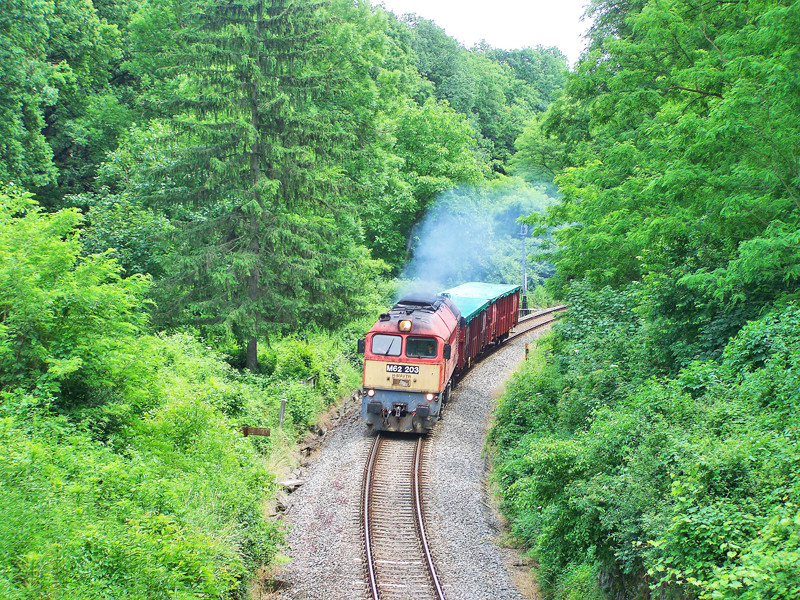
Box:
[279,398,286,429]
[241,426,270,437]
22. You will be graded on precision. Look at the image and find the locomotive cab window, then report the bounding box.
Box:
[371,334,402,356]
[406,336,437,358]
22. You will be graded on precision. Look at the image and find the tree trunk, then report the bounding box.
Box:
[246,337,258,372]
[245,0,263,375]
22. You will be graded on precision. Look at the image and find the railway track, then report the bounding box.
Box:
[512,304,567,339]
[362,433,446,600]
[359,305,565,599]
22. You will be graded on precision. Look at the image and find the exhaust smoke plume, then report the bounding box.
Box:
[399,181,556,299]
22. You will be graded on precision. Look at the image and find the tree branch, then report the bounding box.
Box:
[776,172,800,212]
[666,86,724,99]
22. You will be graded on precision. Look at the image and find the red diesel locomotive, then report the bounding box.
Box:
[359,283,521,433]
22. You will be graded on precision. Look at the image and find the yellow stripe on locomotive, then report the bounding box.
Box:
[363,360,441,392]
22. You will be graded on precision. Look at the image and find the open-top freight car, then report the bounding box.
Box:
[360,282,520,433]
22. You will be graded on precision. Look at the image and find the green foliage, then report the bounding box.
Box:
[503,13,800,599]
[356,94,488,269]
[404,16,568,170]
[0,185,150,405]
[2,0,566,346]
[74,120,184,277]
[359,95,488,269]
[485,46,568,112]
[518,0,800,366]
[0,0,136,204]
[0,0,60,188]
[502,24,800,599]
[0,316,361,598]
[701,504,800,600]
[525,285,555,309]
[0,329,301,599]
[0,350,282,599]
[491,298,800,600]
[552,559,605,600]
[79,194,173,277]
[511,96,592,182]
[253,332,362,433]
[0,182,370,597]
[392,97,487,202]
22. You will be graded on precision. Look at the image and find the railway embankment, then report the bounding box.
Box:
[268,315,555,600]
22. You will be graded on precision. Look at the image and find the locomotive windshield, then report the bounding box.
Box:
[371,334,402,356]
[406,336,437,358]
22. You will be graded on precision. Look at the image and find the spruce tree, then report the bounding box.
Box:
[156,0,376,370]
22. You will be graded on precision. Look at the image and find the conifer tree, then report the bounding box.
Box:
[155,0,377,370]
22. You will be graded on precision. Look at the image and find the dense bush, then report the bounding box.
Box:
[0,189,365,598]
[0,329,361,598]
[490,288,800,600]
[0,185,151,405]
[491,0,800,597]
[0,339,282,599]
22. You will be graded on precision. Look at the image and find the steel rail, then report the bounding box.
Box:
[360,305,567,599]
[517,304,568,323]
[412,437,446,600]
[446,305,566,381]
[363,434,382,600]
[511,315,557,337]
[509,305,567,340]
[362,434,446,600]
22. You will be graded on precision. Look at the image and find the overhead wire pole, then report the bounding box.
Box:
[521,224,529,314]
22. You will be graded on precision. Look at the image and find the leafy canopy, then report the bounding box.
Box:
[0,184,149,401]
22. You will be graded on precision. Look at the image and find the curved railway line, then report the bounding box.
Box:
[513,304,567,335]
[483,304,567,361]
[359,305,566,600]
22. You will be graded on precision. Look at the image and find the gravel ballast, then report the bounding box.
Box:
[269,326,548,600]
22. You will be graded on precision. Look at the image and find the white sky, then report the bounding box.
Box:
[371,0,591,66]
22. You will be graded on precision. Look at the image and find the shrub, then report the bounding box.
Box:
[0,393,282,599]
[490,293,800,600]
[0,185,366,598]
[0,185,151,408]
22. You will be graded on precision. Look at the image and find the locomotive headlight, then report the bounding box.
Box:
[398,319,412,332]
[367,389,376,397]
[426,393,435,401]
